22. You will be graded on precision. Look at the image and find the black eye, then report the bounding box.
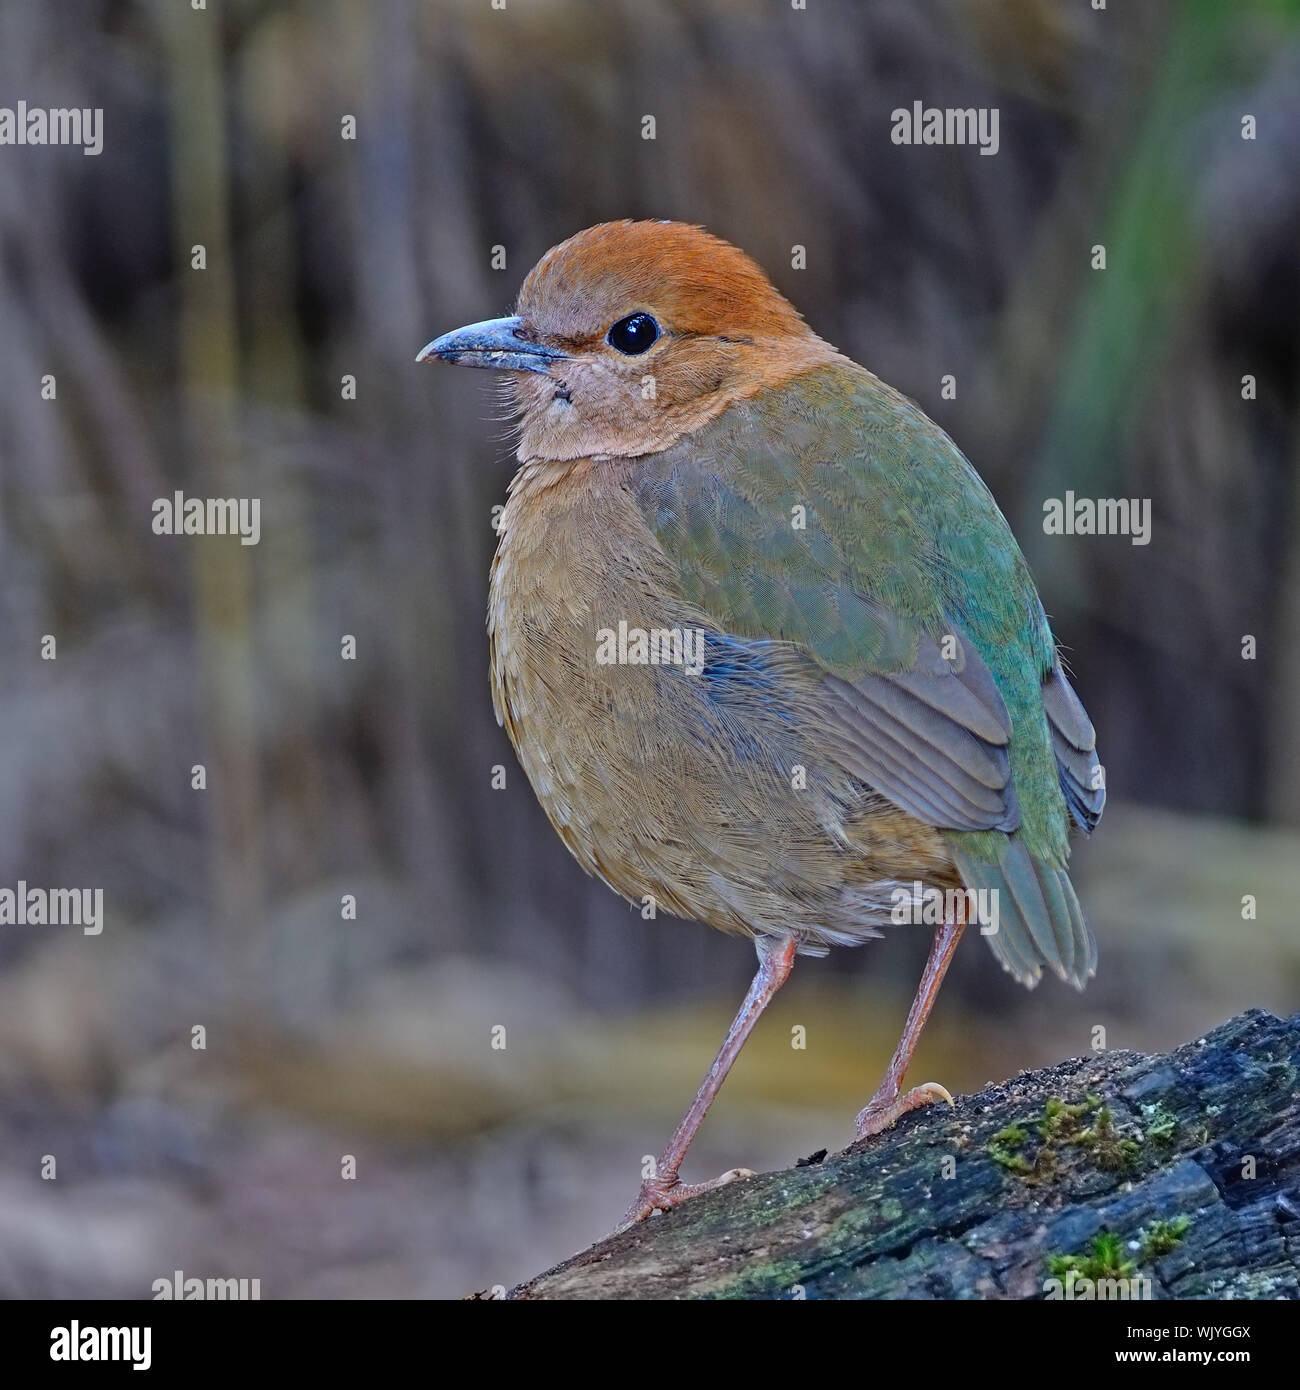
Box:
[607,312,659,355]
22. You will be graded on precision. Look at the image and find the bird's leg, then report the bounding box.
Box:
[619,933,797,1228]
[855,907,965,1140]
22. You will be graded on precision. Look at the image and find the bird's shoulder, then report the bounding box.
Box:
[626,359,1053,680]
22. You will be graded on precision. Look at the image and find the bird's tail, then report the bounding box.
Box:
[947,836,1096,989]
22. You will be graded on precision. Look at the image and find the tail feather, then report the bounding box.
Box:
[949,838,1095,990]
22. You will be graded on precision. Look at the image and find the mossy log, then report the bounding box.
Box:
[509,1009,1300,1299]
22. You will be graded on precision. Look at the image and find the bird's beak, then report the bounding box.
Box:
[416,315,569,374]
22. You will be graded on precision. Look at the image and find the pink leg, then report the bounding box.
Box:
[620,934,797,1227]
[855,909,965,1139]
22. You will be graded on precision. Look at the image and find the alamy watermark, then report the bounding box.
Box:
[595,621,705,676]
[0,102,102,156]
[1043,492,1151,546]
[152,491,261,545]
[0,882,101,934]
[152,1270,261,1300]
[50,1323,149,1370]
[890,882,999,934]
[1044,1271,1153,1300]
[890,102,999,156]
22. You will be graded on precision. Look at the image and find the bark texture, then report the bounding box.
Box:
[509,1009,1300,1300]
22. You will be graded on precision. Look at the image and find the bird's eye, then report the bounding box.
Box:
[607,312,659,355]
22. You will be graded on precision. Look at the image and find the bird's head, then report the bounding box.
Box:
[419,220,840,463]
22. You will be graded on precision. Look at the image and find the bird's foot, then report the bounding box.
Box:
[616,1166,756,1231]
[854,1081,953,1141]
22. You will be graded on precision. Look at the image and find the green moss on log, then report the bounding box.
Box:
[507,1010,1300,1300]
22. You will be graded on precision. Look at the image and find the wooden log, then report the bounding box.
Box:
[507,1009,1300,1299]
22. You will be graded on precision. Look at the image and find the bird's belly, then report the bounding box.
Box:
[487,469,955,948]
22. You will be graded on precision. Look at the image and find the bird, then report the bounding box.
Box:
[419,220,1104,1227]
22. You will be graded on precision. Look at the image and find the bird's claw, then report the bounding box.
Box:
[854,1081,953,1140]
[616,1166,756,1231]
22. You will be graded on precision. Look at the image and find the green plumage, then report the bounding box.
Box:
[631,360,1102,987]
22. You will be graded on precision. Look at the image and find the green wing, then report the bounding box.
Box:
[629,361,1102,987]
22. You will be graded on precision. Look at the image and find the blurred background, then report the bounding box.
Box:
[0,0,1297,1298]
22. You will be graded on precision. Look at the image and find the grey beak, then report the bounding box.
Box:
[416,315,568,374]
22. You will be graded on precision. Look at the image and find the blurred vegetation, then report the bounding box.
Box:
[0,0,1297,1296]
